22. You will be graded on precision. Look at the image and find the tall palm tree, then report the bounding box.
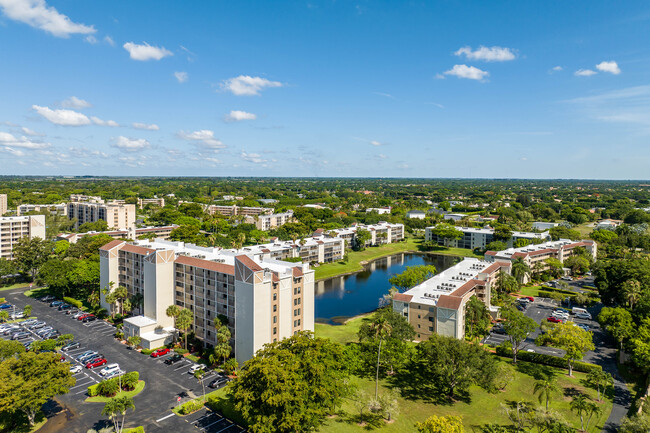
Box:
[166,304,180,343]
[584,401,602,432]
[570,394,590,431]
[533,377,561,411]
[511,258,531,286]
[622,279,642,310]
[101,395,135,433]
[176,308,193,350]
[370,318,392,400]
[131,293,144,315]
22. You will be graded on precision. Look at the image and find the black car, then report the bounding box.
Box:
[82,315,96,323]
[42,331,60,339]
[208,376,228,389]
[516,304,526,312]
[491,325,507,335]
[164,354,184,365]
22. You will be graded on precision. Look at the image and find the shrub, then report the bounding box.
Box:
[115,331,124,340]
[87,383,99,397]
[174,348,188,355]
[95,378,120,397]
[63,297,84,309]
[96,308,108,319]
[141,348,155,355]
[177,399,204,415]
[121,371,139,391]
[495,346,602,374]
[123,428,145,433]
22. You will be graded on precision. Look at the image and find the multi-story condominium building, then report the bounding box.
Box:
[0,215,46,259]
[0,194,7,216]
[256,210,294,231]
[17,203,67,216]
[425,226,551,250]
[393,257,509,341]
[485,239,597,283]
[69,194,104,203]
[99,239,314,364]
[137,197,165,209]
[206,205,273,217]
[329,222,405,247]
[238,235,345,264]
[68,201,136,230]
[595,219,622,230]
[57,225,178,243]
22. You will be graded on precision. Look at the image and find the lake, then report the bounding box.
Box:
[314,252,461,324]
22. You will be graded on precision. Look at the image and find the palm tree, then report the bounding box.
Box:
[194,369,207,401]
[570,394,590,431]
[236,232,246,249]
[166,305,181,344]
[131,293,144,315]
[511,258,531,286]
[533,377,561,411]
[532,261,545,279]
[622,279,642,310]
[88,290,100,310]
[587,370,613,402]
[102,395,135,433]
[584,401,602,432]
[176,308,193,350]
[113,286,128,316]
[370,318,392,400]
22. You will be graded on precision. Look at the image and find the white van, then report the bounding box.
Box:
[572,307,588,315]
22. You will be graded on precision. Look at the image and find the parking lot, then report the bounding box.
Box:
[184,410,246,433]
[2,289,244,433]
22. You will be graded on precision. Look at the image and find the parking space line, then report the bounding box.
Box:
[156,413,176,422]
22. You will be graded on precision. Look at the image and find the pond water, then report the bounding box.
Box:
[314,252,461,324]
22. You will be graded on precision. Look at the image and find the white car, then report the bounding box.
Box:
[575,312,592,320]
[188,364,205,374]
[104,369,125,379]
[552,311,569,320]
[99,364,121,377]
[10,311,25,319]
[70,365,82,374]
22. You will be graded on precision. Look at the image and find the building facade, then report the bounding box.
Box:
[0,215,46,259]
[0,194,7,216]
[532,221,560,231]
[68,201,136,230]
[238,235,345,264]
[17,203,67,216]
[256,210,294,231]
[57,225,178,243]
[137,197,165,209]
[206,205,273,217]
[425,226,551,250]
[99,239,315,364]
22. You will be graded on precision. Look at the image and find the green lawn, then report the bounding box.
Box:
[85,380,146,403]
[519,286,543,298]
[573,223,594,238]
[314,314,372,345]
[314,238,481,281]
[0,282,31,292]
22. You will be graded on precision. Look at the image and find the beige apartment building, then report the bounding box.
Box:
[100,239,314,364]
[57,224,178,243]
[0,194,7,216]
[256,210,294,231]
[0,215,46,259]
[137,197,165,209]
[68,201,136,230]
[207,205,273,217]
[17,203,67,216]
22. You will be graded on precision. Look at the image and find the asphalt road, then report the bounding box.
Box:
[2,288,244,433]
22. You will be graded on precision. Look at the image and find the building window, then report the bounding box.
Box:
[273,316,277,324]
[273,327,277,335]
[273,305,277,312]
[273,293,277,301]
[428,327,433,332]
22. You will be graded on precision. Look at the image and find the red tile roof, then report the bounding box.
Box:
[292,267,304,277]
[236,255,263,272]
[99,240,125,251]
[121,244,155,255]
[175,255,235,275]
[450,279,482,298]
[485,251,497,256]
[481,261,511,275]
[437,295,463,310]
[393,293,413,302]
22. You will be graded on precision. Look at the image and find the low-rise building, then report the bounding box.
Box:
[69,194,104,203]
[532,221,560,231]
[17,203,67,216]
[137,197,165,209]
[206,205,273,217]
[0,215,46,259]
[406,210,426,219]
[425,226,551,249]
[595,219,622,230]
[256,210,294,231]
[329,222,405,247]
[443,213,467,221]
[365,207,392,215]
[57,225,178,243]
[393,258,510,341]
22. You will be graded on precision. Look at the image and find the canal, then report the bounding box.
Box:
[314,252,461,324]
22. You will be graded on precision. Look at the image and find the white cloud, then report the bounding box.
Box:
[21,126,43,136]
[174,71,188,83]
[132,122,159,131]
[111,136,150,152]
[2,146,25,157]
[370,140,383,146]
[123,42,173,61]
[241,151,267,164]
[224,110,257,122]
[177,130,225,149]
[220,75,283,96]
[550,66,563,73]
[104,35,114,46]
[596,61,621,75]
[61,96,91,109]
[575,69,597,77]
[0,0,96,37]
[444,64,489,81]
[454,46,516,62]
[85,35,97,44]
[0,131,50,149]
[32,105,90,126]
[91,116,119,127]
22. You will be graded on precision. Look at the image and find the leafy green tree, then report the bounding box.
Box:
[223,358,238,375]
[88,290,101,310]
[0,339,25,361]
[429,224,463,247]
[194,369,207,400]
[36,259,74,296]
[23,304,32,317]
[388,265,437,291]
[501,307,537,364]
[0,311,8,323]
[511,258,531,286]
[0,351,75,426]
[549,226,581,241]
[464,295,491,339]
[630,317,650,397]
[415,415,464,433]
[533,377,561,411]
[485,241,507,252]
[493,225,513,242]
[620,413,650,433]
[590,229,618,244]
[176,308,194,349]
[101,395,135,433]
[79,220,109,232]
[229,332,352,433]
[536,322,595,376]
[564,255,590,275]
[544,258,564,279]
[12,236,50,279]
[494,270,518,295]
[354,229,372,250]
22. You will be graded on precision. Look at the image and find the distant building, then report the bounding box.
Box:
[532,221,560,231]
[238,235,345,264]
[0,215,46,259]
[595,219,622,230]
[258,199,279,205]
[0,194,7,216]
[443,213,467,221]
[425,226,551,249]
[69,194,104,203]
[406,210,426,219]
[328,222,404,247]
[68,201,136,230]
[57,225,178,243]
[365,207,392,215]
[137,197,165,209]
[17,203,67,216]
[207,205,273,217]
[256,211,294,231]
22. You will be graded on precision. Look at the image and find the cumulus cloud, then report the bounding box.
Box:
[224,110,257,122]
[123,42,173,61]
[111,136,150,152]
[220,75,283,96]
[575,69,597,77]
[174,71,188,83]
[596,61,621,75]
[0,0,95,37]
[21,126,43,136]
[61,96,91,109]
[549,66,563,74]
[132,122,159,131]
[32,105,90,126]
[241,151,267,164]
[454,46,516,62]
[0,131,50,149]
[91,116,119,127]
[443,64,489,81]
[177,130,225,149]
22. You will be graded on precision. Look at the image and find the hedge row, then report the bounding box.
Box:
[178,399,205,415]
[63,297,85,309]
[540,286,577,295]
[88,371,140,397]
[495,346,602,374]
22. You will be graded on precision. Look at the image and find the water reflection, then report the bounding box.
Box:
[314,252,460,324]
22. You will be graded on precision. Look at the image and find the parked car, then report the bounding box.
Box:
[66,308,79,315]
[20,319,38,326]
[104,369,125,379]
[518,298,530,304]
[0,303,13,310]
[76,351,96,361]
[79,353,102,364]
[10,311,25,319]
[164,354,184,365]
[82,315,96,323]
[552,311,569,320]
[72,311,87,319]
[70,365,82,374]
[524,296,534,302]
[11,331,31,340]
[29,321,46,329]
[77,314,91,321]
[58,304,72,311]
[36,326,54,335]
[62,342,81,351]
[208,377,228,389]
[99,364,121,376]
[575,312,592,320]
[491,325,507,335]
[516,304,526,312]
[40,295,55,302]
[42,331,60,339]
[2,325,20,335]
[188,364,205,374]
[150,348,171,358]
[86,358,108,369]
[49,301,63,307]
[547,316,562,323]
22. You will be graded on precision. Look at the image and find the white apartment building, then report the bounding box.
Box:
[100,239,314,364]
[329,222,405,247]
[443,213,467,221]
[207,205,273,217]
[238,235,345,264]
[137,197,165,209]
[425,226,551,250]
[532,221,560,231]
[57,225,178,243]
[393,258,509,341]
[69,194,104,203]
[0,215,46,259]
[365,207,392,215]
[406,210,426,219]
[17,203,67,216]
[256,210,294,231]
[0,194,7,216]
[68,201,136,230]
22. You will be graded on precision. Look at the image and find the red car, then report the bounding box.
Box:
[78,314,92,321]
[86,358,107,369]
[150,348,171,358]
[525,296,534,302]
[547,316,562,323]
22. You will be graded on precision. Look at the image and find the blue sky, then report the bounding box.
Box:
[0,1,649,179]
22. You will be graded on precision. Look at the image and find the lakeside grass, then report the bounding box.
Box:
[314,314,372,345]
[85,380,146,403]
[313,238,481,281]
